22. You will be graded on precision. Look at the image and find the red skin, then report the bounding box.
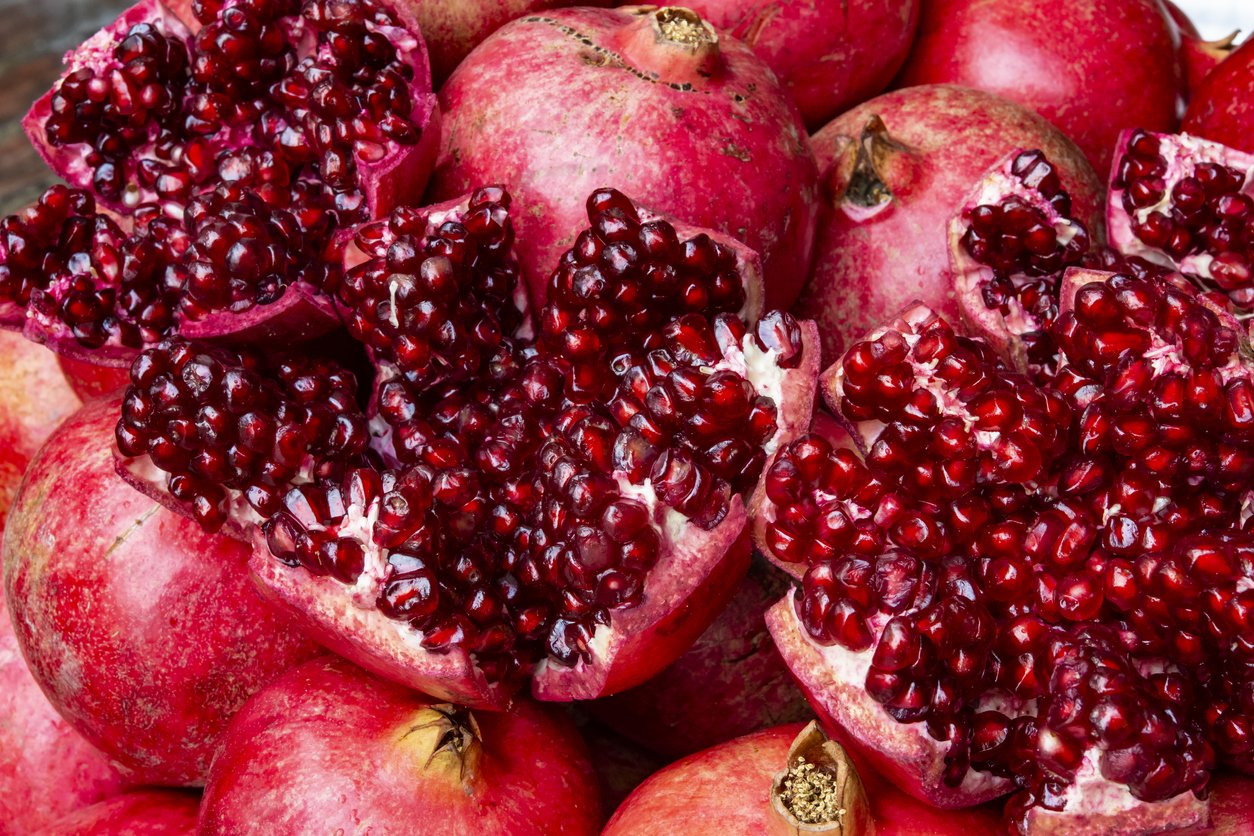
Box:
[1,398,323,785]
[1212,773,1254,834]
[894,0,1184,176]
[0,331,80,530]
[432,6,819,313]
[55,354,132,401]
[797,84,1102,364]
[1184,37,1254,156]
[586,558,811,759]
[198,656,603,834]
[1162,0,1237,96]
[681,0,920,129]
[0,597,131,833]
[34,790,199,836]
[397,0,610,83]
[601,723,1004,835]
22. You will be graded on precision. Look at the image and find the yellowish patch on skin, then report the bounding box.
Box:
[394,704,484,796]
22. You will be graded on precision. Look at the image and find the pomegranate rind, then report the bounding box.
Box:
[248,550,515,709]
[176,282,342,344]
[1107,129,1254,280]
[531,516,752,701]
[765,591,1015,808]
[1016,759,1209,836]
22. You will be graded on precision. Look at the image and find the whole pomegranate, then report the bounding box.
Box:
[0,597,131,834]
[395,0,608,83]
[680,0,920,129]
[602,721,1004,835]
[797,85,1102,364]
[432,6,819,311]
[5,0,439,374]
[198,655,602,834]
[1163,0,1239,95]
[586,556,812,759]
[2,398,323,785]
[1184,37,1254,156]
[1107,129,1254,309]
[34,790,199,836]
[0,330,80,529]
[113,187,822,708]
[893,0,1184,175]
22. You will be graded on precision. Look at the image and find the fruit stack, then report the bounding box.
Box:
[0,0,1251,833]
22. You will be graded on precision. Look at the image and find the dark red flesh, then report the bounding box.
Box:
[119,187,807,693]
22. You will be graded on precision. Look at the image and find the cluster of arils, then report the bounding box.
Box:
[116,187,816,694]
[1,0,434,356]
[759,143,1254,821]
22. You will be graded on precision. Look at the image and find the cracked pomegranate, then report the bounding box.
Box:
[198,656,601,834]
[431,5,819,312]
[798,85,1102,365]
[894,0,1184,175]
[1109,129,1254,310]
[760,261,1254,830]
[3,0,438,368]
[115,187,821,707]
[603,722,1004,835]
[3,398,323,785]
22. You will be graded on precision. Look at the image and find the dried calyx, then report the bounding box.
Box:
[116,186,820,705]
[770,722,872,835]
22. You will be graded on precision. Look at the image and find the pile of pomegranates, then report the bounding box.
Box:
[1,0,1252,833]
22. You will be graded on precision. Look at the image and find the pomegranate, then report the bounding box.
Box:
[57,353,136,400]
[2,397,323,785]
[760,259,1254,829]
[1211,773,1254,834]
[602,721,1005,835]
[431,6,819,311]
[114,187,822,707]
[1184,36,1254,156]
[1107,129,1254,310]
[5,0,439,368]
[33,790,199,835]
[0,596,131,833]
[198,655,602,834]
[798,85,1102,364]
[396,0,607,83]
[893,0,1185,176]
[1163,0,1239,96]
[680,0,920,130]
[586,555,812,759]
[0,330,80,529]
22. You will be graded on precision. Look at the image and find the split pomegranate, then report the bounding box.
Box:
[1184,37,1254,156]
[1108,129,1254,310]
[798,85,1102,364]
[1211,773,1254,834]
[0,331,80,530]
[4,0,438,366]
[602,721,1005,835]
[586,556,812,759]
[0,596,132,833]
[2,398,323,785]
[116,187,821,707]
[431,5,820,311]
[893,0,1185,175]
[680,0,920,130]
[33,790,199,836]
[198,655,602,834]
[760,261,1254,829]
